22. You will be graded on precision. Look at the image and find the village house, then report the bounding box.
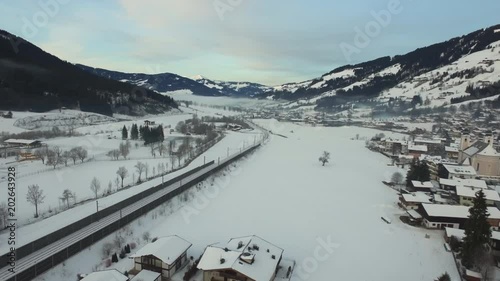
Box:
[455,185,500,207]
[3,139,42,148]
[408,143,428,158]
[420,155,442,180]
[439,178,488,190]
[130,235,192,279]
[410,180,435,192]
[399,192,432,210]
[413,138,444,156]
[79,269,128,281]
[419,204,500,230]
[439,164,477,179]
[458,131,500,177]
[144,120,156,126]
[445,146,459,161]
[197,235,286,281]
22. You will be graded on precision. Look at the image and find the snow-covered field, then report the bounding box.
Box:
[34,121,460,281]
[0,106,254,226]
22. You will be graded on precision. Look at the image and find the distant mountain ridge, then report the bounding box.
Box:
[0,29,177,116]
[190,75,272,97]
[256,24,500,110]
[76,65,223,97]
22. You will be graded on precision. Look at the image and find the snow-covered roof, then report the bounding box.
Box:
[422,204,500,219]
[414,138,442,145]
[4,139,40,145]
[81,270,128,281]
[442,164,477,177]
[456,186,500,202]
[130,269,160,281]
[439,178,487,189]
[402,192,432,204]
[491,231,500,241]
[130,235,192,265]
[465,270,482,279]
[197,235,283,281]
[445,146,459,153]
[411,181,434,189]
[445,227,465,241]
[406,209,422,219]
[408,143,428,152]
[477,144,500,157]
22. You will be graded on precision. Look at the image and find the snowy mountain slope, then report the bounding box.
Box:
[191,75,273,97]
[377,40,500,107]
[258,24,500,110]
[77,65,222,97]
[0,30,177,116]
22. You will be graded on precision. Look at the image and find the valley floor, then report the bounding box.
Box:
[35,120,461,281]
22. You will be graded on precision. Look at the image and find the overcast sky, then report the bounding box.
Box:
[1,0,499,85]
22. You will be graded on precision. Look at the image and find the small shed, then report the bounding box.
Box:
[79,269,128,281]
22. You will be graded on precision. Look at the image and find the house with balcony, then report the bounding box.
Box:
[130,235,192,279]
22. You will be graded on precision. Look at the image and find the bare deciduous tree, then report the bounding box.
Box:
[391,172,404,185]
[69,147,79,164]
[62,151,71,166]
[114,177,120,190]
[75,147,88,163]
[116,167,128,188]
[145,163,150,179]
[119,142,130,159]
[90,177,101,199]
[107,149,120,160]
[46,149,61,169]
[34,148,47,164]
[135,162,146,182]
[318,151,331,166]
[61,189,74,209]
[26,184,45,218]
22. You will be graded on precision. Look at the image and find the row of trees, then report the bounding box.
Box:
[122,123,164,144]
[25,184,78,218]
[35,146,88,169]
[107,141,130,160]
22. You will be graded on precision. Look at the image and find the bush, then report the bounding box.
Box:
[125,244,131,254]
[119,248,126,259]
[104,258,112,268]
[101,242,114,258]
[183,259,200,281]
[111,253,118,263]
[142,232,151,242]
[130,242,137,249]
[449,236,462,252]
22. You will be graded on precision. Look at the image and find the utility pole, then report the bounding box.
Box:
[96,200,99,213]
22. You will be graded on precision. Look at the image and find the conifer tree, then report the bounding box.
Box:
[122,125,128,140]
[461,190,491,269]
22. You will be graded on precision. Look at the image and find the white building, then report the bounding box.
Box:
[197,235,285,281]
